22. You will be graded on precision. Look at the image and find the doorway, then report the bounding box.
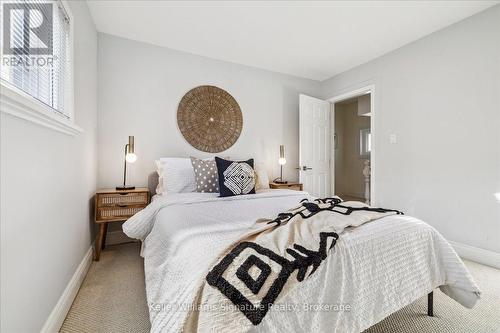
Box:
[298,86,374,203]
[332,94,371,203]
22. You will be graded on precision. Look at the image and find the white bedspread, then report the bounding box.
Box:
[123,190,480,333]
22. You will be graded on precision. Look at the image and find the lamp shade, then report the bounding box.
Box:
[125,136,137,163]
[127,136,134,153]
[278,145,286,165]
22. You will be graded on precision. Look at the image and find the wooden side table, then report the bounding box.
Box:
[94,187,150,261]
[269,182,303,191]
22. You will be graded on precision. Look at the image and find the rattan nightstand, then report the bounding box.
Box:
[94,187,149,261]
[269,182,303,191]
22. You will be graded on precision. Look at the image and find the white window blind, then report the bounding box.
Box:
[1,0,70,117]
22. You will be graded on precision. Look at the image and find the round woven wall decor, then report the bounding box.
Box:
[177,85,243,153]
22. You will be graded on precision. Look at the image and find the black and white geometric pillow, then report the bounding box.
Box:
[215,157,256,197]
[190,157,219,193]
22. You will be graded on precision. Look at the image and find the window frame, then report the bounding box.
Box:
[0,0,81,135]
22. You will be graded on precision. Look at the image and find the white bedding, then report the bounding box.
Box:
[123,190,480,333]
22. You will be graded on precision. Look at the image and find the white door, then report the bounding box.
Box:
[299,94,331,197]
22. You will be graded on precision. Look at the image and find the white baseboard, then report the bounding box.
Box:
[40,246,93,333]
[449,241,500,269]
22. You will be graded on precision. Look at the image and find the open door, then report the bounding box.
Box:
[299,94,331,197]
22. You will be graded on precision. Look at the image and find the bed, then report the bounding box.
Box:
[123,189,480,333]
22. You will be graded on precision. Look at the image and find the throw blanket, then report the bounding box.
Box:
[184,198,402,332]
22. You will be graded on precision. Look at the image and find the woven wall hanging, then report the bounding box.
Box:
[177,85,243,153]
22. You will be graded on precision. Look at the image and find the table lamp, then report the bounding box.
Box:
[116,136,137,190]
[274,145,287,184]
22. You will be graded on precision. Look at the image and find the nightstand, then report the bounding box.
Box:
[94,187,150,261]
[269,182,303,191]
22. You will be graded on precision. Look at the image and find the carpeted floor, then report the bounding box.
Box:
[60,243,500,333]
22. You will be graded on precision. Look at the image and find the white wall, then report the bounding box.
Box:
[0,1,98,332]
[322,5,500,253]
[97,34,321,190]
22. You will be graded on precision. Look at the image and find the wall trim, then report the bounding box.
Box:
[0,81,82,136]
[40,246,93,333]
[450,241,500,269]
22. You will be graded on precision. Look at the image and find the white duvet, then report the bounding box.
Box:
[123,189,480,333]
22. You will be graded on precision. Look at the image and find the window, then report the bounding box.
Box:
[1,0,73,120]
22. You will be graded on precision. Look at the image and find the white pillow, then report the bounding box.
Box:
[155,160,165,195]
[254,163,270,190]
[155,158,197,194]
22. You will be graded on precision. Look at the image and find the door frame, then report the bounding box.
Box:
[328,84,376,205]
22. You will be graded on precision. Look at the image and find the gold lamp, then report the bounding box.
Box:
[116,136,137,190]
[274,145,287,184]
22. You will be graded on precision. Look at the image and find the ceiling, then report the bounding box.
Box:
[87,1,498,81]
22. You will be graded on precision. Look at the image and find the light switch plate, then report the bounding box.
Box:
[389,134,397,144]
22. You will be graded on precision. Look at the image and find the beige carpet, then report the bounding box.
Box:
[60,243,150,333]
[60,243,500,333]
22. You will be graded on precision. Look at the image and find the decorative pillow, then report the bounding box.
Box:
[190,157,219,193]
[220,157,269,191]
[215,157,256,197]
[155,158,197,194]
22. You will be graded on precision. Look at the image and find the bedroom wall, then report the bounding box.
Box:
[97,33,321,190]
[322,5,500,253]
[0,1,98,332]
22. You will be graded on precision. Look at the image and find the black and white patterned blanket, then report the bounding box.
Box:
[185,198,402,332]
